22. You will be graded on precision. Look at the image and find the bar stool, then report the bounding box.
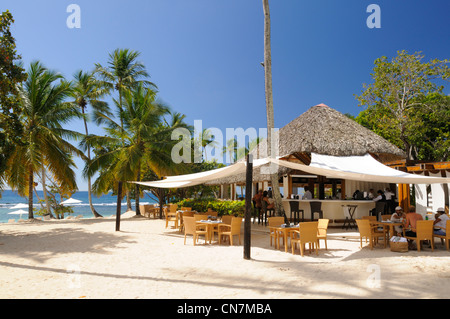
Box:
[289,201,304,224]
[342,205,358,230]
[309,201,323,221]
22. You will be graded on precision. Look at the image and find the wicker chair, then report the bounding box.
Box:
[433,220,450,251]
[291,222,319,256]
[356,219,387,249]
[218,217,243,245]
[404,220,434,252]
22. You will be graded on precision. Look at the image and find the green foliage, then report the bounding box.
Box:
[0,10,27,190]
[355,50,450,160]
[175,198,246,217]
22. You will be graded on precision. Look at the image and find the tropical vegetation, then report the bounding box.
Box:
[355,50,450,161]
[1,10,450,222]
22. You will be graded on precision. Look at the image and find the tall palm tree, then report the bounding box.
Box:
[95,48,157,211]
[6,61,83,219]
[222,137,239,164]
[70,70,111,218]
[83,84,189,217]
[262,0,284,216]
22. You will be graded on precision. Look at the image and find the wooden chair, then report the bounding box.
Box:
[289,200,304,223]
[404,220,434,252]
[179,211,195,232]
[183,216,208,245]
[207,211,218,217]
[433,220,450,251]
[221,215,233,225]
[381,214,392,221]
[317,219,329,250]
[194,214,208,221]
[309,202,323,221]
[182,211,195,218]
[165,204,178,229]
[181,207,192,211]
[218,217,243,245]
[356,219,387,249]
[291,222,319,256]
[268,217,285,248]
[362,216,377,221]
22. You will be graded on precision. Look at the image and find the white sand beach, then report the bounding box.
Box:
[1,212,449,299]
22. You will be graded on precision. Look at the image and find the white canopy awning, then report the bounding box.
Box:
[133,159,270,188]
[272,153,450,184]
[132,154,450,188]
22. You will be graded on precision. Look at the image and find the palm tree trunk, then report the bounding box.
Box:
[82,108,103,218]
[28,166,34,219]
[135,168,141,216]
[263,0,285,217]
[118,86,133,212]
[41,166,52,216]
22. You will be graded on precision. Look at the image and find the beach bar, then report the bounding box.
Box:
[135,104,450,227]
[205,104,450,225]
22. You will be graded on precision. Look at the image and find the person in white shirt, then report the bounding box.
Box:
[384,188,395,213]
[434,207,449,235]
[391,206,405,235]
[302,186,313,200]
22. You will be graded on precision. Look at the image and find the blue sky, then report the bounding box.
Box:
[2,0,450,191]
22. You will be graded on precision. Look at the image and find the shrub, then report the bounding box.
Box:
[175,198,245,217]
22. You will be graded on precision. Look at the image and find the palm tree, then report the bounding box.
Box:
[262,0,284,216]
[6,61,83,219]
[95,48,157,211]
[83,84,189,218]
[70,70,111,218]
[223,137,239,164]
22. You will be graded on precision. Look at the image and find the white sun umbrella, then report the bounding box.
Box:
[61,198,82,205]
[8,209,28,219]
[10,203,29,209]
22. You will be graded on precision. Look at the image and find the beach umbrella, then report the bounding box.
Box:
[8,209,28,219]
[10,203,29,209]
[61,198,82,205]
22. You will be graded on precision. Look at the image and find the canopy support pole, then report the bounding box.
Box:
[115,181,123,232]
[244,154,253,260]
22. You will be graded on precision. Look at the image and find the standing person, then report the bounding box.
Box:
[367,189,375,200]
[373,190,386,202]
[384,188,395,213]
[433,207,449,236]
[302,186,313,200]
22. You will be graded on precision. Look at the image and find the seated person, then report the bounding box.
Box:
[262,191,275,210]
[403,206,423,237]
[391,206,405,235]
[433,207,449,236]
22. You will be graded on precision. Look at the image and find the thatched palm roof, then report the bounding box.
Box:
[253,103,405,160]
[206,104,405,185]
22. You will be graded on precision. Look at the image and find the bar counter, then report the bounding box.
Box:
[282,199,376,222]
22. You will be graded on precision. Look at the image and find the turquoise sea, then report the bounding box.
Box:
[0,189,157,223]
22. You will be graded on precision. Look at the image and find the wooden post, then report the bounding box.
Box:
[244,154,253,260]
[115,181,123,232]
[398,184,410,212]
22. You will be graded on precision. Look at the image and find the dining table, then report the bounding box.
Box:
[270,224,300,252]
[196,219,224,244]
[370,220,404,245]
